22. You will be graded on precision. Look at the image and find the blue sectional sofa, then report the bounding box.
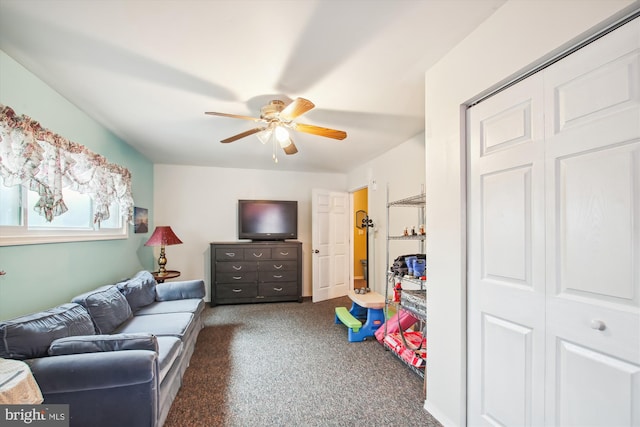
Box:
[0,271,205,427]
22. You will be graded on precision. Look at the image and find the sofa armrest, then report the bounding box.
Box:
[155,279,205,301]
[27,351,158,427]
[27,350,157,393]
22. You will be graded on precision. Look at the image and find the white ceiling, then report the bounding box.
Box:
[0,0,505,173]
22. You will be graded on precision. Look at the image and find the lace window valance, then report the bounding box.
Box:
[0,104,134,224]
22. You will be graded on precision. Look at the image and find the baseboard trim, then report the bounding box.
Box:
[424,400,456,427]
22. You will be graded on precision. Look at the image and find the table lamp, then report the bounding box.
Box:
[145,226,183,274]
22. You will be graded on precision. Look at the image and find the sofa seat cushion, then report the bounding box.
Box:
[48,333,158,356]
[72,286,133,334]
[156,336,182,384]
[0,303,95,360]
[134,299,204,317]
[116,271,157,312]
[115,312,194,340]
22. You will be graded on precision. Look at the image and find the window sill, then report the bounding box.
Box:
[0,228,129,246]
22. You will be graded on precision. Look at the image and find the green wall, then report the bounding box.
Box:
[0,51,155,320]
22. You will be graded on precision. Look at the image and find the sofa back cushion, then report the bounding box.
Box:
[116,271,157,312]
[0,303,95,360]
[72,285,133,334]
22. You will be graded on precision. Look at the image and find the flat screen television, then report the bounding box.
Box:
[238,199,298,241]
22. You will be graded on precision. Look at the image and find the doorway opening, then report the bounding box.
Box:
[352,187,368,291]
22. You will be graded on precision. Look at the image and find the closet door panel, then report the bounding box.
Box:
[467,73,546,427]
[544,18,640,426]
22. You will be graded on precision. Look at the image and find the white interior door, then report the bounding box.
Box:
[312,189,349,302]
[543,19,640,426]
[468,17,639,427]
[467,73,547,427]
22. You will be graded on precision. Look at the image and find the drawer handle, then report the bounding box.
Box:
[273,275,283,279]
[232,265,243,270]
[252,253,263,258]
[274,264,284,270]
[232,276,243,280]
[280,251,289,256]
[273,287,283,292]
[225,252,236,258]
[232,289,242,293]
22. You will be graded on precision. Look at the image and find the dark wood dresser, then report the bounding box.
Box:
[210,241,302,306]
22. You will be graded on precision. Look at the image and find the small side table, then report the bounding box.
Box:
[152,270,181,283]
[0,358,43,404]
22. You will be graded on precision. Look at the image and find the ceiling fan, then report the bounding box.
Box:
[205,98,347,160]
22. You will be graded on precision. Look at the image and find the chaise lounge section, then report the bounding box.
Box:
[0,271,205,427]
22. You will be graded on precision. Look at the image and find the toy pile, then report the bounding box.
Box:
[383,330,426,369]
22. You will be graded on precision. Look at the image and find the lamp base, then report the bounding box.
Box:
[158,245,167,274]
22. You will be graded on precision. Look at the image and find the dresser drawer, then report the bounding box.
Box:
[216,261,257,273]
[215,248,244,261]
[258,270,297,282]
[259,260,297,272]
[216,271,258,283]
[258,282,298,297]
[244,248,271,259]
[271,247,297,260]
[216,283,258,299]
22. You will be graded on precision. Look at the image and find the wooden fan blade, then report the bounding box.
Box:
[282,139,298,155]
[205,111,263,122]
[294,123,347,140]
[280,98,315,121]
[221,127,265,143]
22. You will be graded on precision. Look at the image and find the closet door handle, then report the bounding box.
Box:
[591,319,606,331]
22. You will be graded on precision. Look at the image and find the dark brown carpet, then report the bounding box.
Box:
[164,297,441,427]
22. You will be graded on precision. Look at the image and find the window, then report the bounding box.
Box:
[0,104,134,246]
[0,182,127,245]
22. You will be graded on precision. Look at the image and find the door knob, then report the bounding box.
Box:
[590,319,606,331]
[313,249,319,254]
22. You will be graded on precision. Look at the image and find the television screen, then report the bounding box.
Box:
[238,200,298,240]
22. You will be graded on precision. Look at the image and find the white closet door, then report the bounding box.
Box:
[544,19,640,427]
[467,74,546,426]
[468,17,640,427]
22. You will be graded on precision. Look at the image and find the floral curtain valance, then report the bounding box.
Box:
[0,104,134,224]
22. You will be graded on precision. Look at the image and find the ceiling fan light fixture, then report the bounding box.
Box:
[256,128,272,144]
[274,126,289,143]
[206,97,346,161]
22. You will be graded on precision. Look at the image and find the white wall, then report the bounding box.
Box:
[347,132,426,296]
[424,1,637,426]
[153,165,346,299]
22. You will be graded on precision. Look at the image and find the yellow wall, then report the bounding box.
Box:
[353,188,368,278]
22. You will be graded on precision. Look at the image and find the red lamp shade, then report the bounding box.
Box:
[145,226,183,247]
[145,226,182,274]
